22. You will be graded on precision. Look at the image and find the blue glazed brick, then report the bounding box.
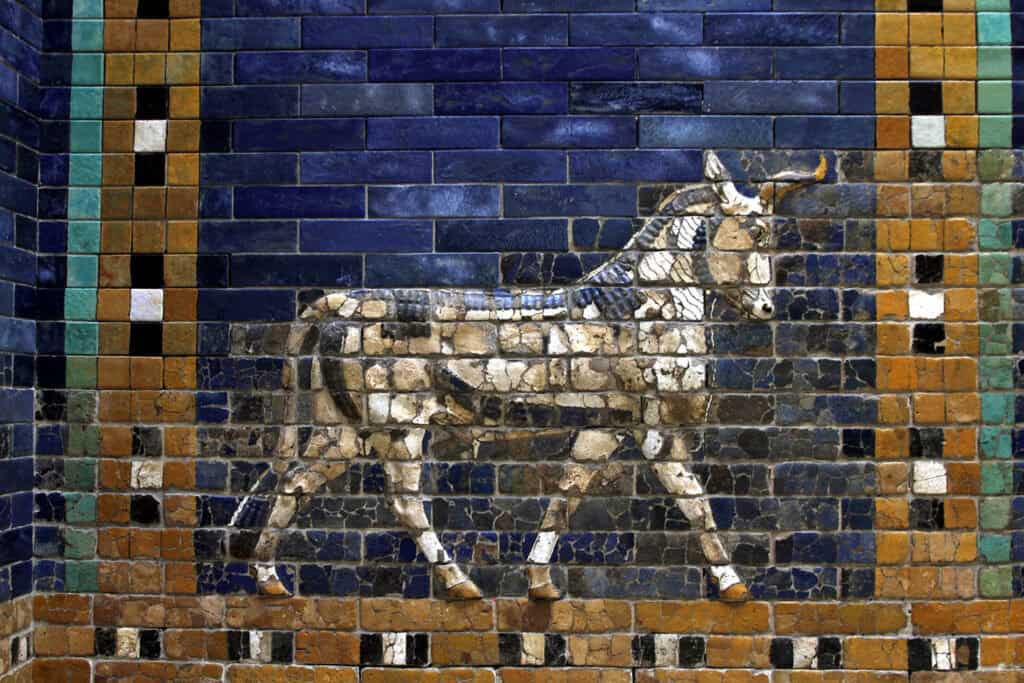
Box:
[570,83,702,114]
[300,220,433,252]
[365,254,499,287]
[437,15,568,47]
[503,48,635,81]
[368,117,499,149]
[201,18,300,50]
[435,151,565,182]
[198,290,295,321]
[570,150,702,182]
[200,221,298,253]
[775,117,874,149]
[705,13,838,46]
[776,185,877,218]
[202,53,233,84]
[233,119,365,151]
[704,81,837,114]
[502,115,635,148]
[301,84,433,116]
[301,152,432,183]
[200,154,298,185]
[435,83,568,115]
[302,17,434,48]
[235,0,363,14]
[638,47,771,80]
[437,219,568,251]
[369,49,500,81]
[841,82,875,114]
[202,86,299,118]
[570,13,701,46]
[368,0,498,11]
[236,51,366,83]
[505,0,634,9]
[367,185,500,218]
[639,115,772,148]
[776,48,873,78]
[230,255,362,286]
[234,186,365,218]
[840,13,873,45]
[504,185,636,217]
[200,187,232,218]
[640,0,768,7]
[775,0,871,7]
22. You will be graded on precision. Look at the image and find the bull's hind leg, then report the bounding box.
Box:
[643,431,750,602]
[525,497,567,601]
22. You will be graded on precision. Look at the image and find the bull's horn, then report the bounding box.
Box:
[770,153,828,183]
[705,151,765,216]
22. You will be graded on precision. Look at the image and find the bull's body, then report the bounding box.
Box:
[231,153,822,601]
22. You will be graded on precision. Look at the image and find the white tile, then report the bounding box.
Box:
[130,460,163,489]
[913,461,947,495]
[908,290,944,319]
[381,632,406,666]
[792,637,818,669]
[654,634,677,667]
[932,638,955,671]
[116,628,140,658]
[131,288,164,322]
[912,115,945,148]
[134,119,167,152]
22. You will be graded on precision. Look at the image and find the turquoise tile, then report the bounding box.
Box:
[979,253,1011,286]
[71,20,103,51]
[980,427,1012,459]
[69,120,102,153]
[978,81,1013,114]
[67,221,100,253]
[978,12,1012,45]
[72,0,103,17]
[979,116,1013,149]
[980,357,1014,390]
[979,534,1011,563]
[68,187,100,219]
[71,53,104,85]
[977,0,1010,10]
[64,323,99,356]
[65,493,97,523]
[67,255,98,287]
[982,393,1014,424]
[70,87,103,119]
[69,154,102,186]
[981,183,1013,217]
[64,288,97,321]
[979,219,1012,251]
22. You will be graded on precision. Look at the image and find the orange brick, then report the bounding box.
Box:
[635,602,768,634]
[775,604,906,635]
[843,638,908,670]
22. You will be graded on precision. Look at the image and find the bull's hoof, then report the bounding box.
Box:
[527,566,561,601]
[253,565,292,597]
[446,580,484,601]
[719,583,750,603]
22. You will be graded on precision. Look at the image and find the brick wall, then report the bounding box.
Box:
[10,0,1024,680]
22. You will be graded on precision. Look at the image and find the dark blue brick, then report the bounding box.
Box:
[435,83,567,114]
[570,13,701,46]
[202,53,232,84]
[502,115,635,148]
[368,185,500,218]
[301,152,432,183]
[639,0,767,7]
[437,219,568,251]
[841,82,875,114]
[776,48,873,79]
[503,48,634,81]
[776,184,877,218]
[234,186,365,219]
[368,117,499,149]
[571,82,701,114]
[638,47,771,79]
[201,18,300,50]
[236,51,365,83]
[436,151,565,182]
[200,154,298,185]
[705,13,838,46]
[437,15,568,47]
[365,254,499,287]
[235,0,363,15]
[231,255,362,286]
[202,86,298,118]
[368,0,498,10]
[570,150,702,182]
[775,0,871,7]
[841,14,873,45]
[233,119,364,151]
[302,17,434,48]
[301,84,432,116]
[504,185,636,217]
[369,49,500,81]
[300,220,432,252]
[505,0,633,8]
[198,290,295,321]
[775,117,874,149]
[639,115,772,148]
[704,81,837,114]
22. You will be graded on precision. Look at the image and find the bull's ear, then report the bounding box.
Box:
[704,151,729,182]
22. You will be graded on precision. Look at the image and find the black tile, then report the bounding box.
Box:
[910,82,943,115]
[909,150,943,180]
[130,494,160,524]
[678,637,705,668]
[130,322,163,356]
[95,627,117,657]
[360,634,382,665]
[544,634,567,666]
[770,638,794,669]
[137,0,169,17]
[197,254,229,287]
[135,152,165,186]
[131,253,164,288]
[407,633,429,667]
[139,630,161,659]
[908,638,932,672]
[910,498,944,531]
[498,633,522,666]
[136,85,168,119]
[632,635,655,667]
[817,637,842,670]
[35,355,65,389]
[271,632,294,664]
[908,0,942,9]
[910,428,944,459]
[915,254,944,284]
[200,121,231,153]
[227,631,250,661]
[955,637,979,670]
[913,323,946,354]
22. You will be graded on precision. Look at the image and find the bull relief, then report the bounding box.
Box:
[229,153,825,603]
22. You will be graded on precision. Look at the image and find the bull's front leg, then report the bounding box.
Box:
[525,497,567,600]
[643,430,750,602]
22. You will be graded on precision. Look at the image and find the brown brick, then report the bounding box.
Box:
[636,671,770,683]
[566,635,634,667]
[32,659,92,683]
[500,670,631,683]
[363,599,493,632]
[843,638,908,670]
[294,631,359,665]
[775,603,906,635]
[34,595,92,625]
[913,600,1020,634]
[500,599,630,634]
[704,635,771,668]
[431,633,500,666]
[635,601,768,634]
[226,597,356,631]
[361,671,491,683]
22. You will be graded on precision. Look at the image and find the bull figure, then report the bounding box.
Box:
[230,152,824,602]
